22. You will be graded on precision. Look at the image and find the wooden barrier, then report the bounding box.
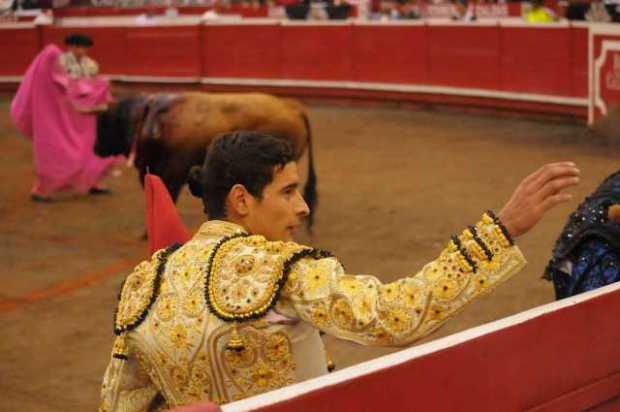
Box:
[0,25,40,78]
[221,282,620,412]
[590,24,620,123]
[0,20,590,118]
[202,22,281,79]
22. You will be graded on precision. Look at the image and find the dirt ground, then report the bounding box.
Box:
[1,91,618,411]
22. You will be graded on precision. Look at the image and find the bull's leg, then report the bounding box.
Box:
[165,176,185,204]
[158,151,197,204]
[138,168,147,189]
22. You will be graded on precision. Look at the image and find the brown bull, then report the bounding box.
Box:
[95,92,317,225]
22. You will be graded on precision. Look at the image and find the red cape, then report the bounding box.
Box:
[145,173,191,254]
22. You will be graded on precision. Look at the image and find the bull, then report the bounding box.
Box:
[94,91,317,225]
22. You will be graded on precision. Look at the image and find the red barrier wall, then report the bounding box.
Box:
[571,25,589,98]
[0,28,40,77]
[220,285,620,412]
[351,24,428,84]
[202,24,281,79]
[125,25,202,77]
[501,26,574,96]
[0,22,590,117]
[280,24,354,81]
[428,24,501,90]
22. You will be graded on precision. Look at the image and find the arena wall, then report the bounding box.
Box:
[222,282,620,412]
[0,19,593,119]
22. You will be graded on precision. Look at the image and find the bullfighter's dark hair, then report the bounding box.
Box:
[64,33,94,47]
[188,131,296,220]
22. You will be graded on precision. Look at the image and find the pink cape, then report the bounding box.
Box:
[10,44,121,194]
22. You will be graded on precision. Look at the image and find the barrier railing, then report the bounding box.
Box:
[222,282,620,411]
[0,20,592,118]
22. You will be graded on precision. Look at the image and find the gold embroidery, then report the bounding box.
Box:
[433,277,460,301]
[351,293,375,326]
[283,270,302,295]
[112,335,128,358]
[331,298,354,330]
[429,304,448,321]
[233,255,256,275]
[224,342,256,368]
[379,284,399,302]
[187,355,213,402]
[206,235,307,321]
[170,324,190,351]
[264,333,291,362]
[183,290,205,318]
[476,213,512,254]
[381,308,411,334]
[115,254,161,333]
[156,294,176,322]
[225,327,246,352]
[402,281,423,306]
[303,267,329,292]
[100,219,525,410]
[171,366,188,389]
[308,302,331,328]
[472,273,490,292]
[338,276,361,295]
[220,328,295,401]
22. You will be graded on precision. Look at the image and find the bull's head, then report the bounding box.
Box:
[95,97,143,157]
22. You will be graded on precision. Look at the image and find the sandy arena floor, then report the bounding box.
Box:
[0,93,617,411]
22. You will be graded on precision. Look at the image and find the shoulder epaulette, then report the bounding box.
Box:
[205,234,331,322]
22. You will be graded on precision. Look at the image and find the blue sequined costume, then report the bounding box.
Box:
[545,171,620,299]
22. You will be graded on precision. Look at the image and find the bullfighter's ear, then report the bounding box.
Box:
[228,184,251,216]
[608,204,620,224]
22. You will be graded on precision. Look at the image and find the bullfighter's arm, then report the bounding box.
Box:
[278,212,526,346]
[99,350,159,412]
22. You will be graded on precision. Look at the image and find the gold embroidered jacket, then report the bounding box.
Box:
[100,214,526,411]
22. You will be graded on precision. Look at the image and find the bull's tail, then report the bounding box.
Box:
[302,113,318,231]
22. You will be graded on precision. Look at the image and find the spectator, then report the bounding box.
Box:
[524,0,557,22]
[398,0,420,19]
[452,0,477,21]
[0,0,14,11]
[586,0,611,21]
[565,0,589,20]
[33,8,53,25]
[136,8,157,24]
[164,0,179,17]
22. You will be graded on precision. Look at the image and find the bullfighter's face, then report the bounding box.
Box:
[244,161,310,242]
[68,45,88,60]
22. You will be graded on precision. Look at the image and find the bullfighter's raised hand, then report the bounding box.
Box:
[499,161,580,238]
